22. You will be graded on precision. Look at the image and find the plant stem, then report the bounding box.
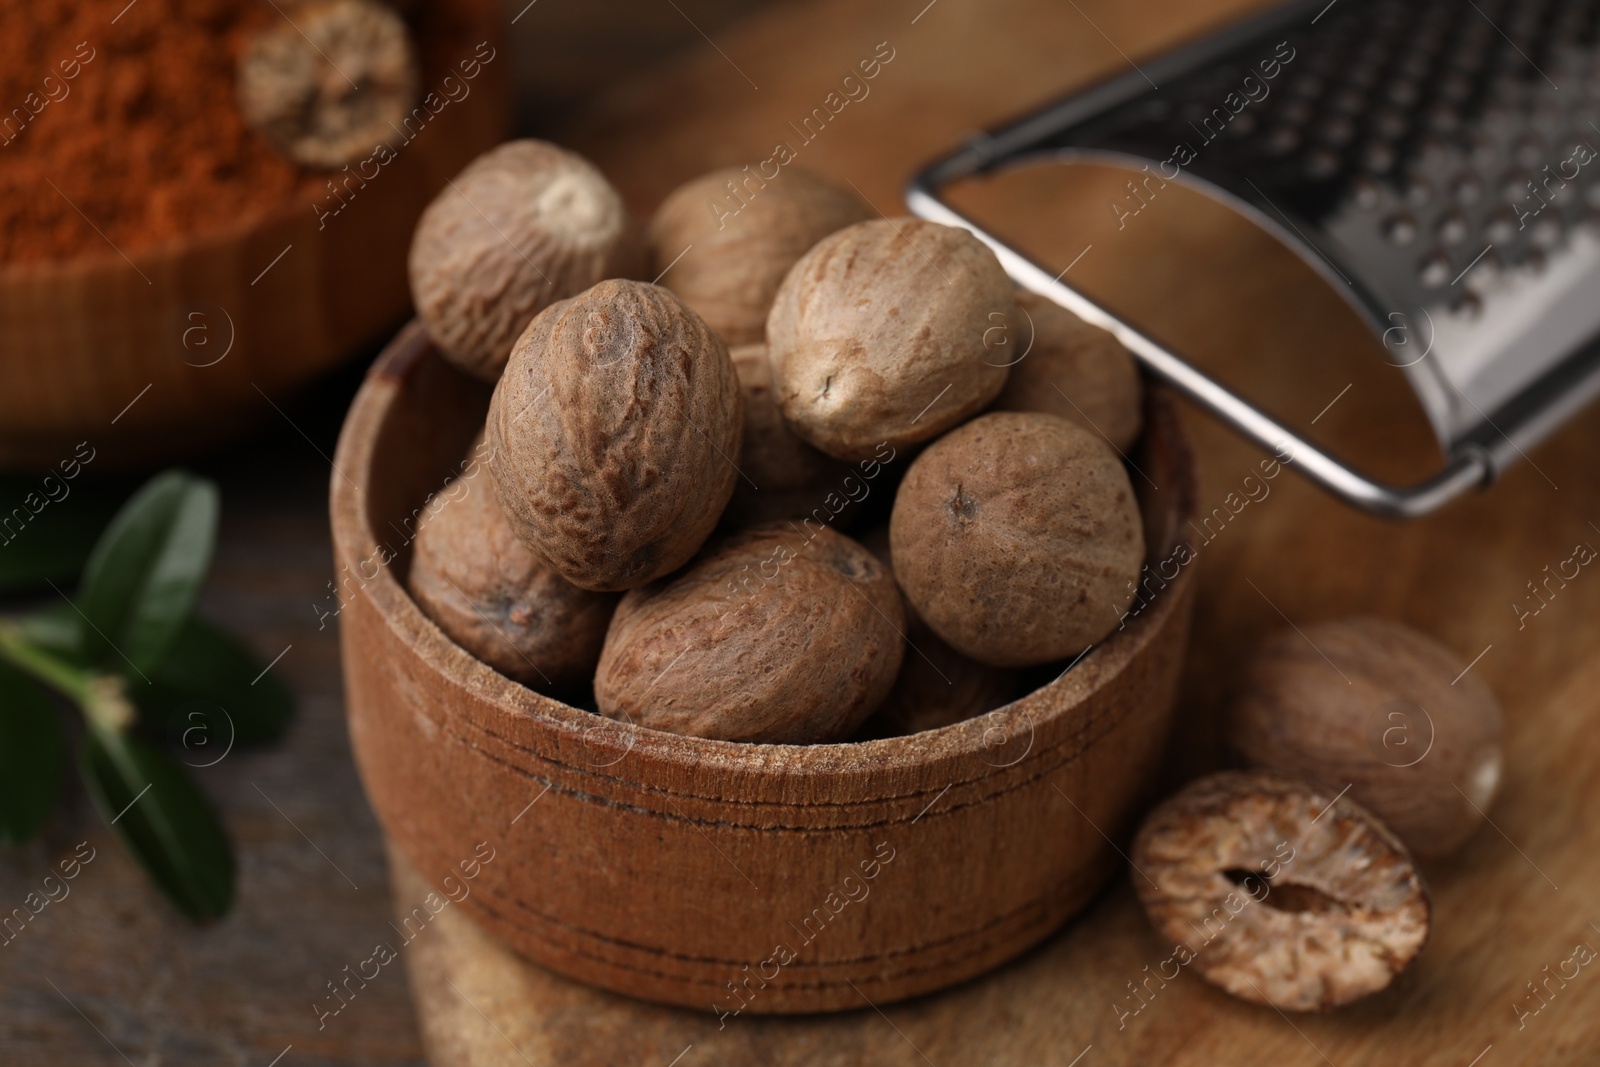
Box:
[0,620,135,733]
[0,620,89,700]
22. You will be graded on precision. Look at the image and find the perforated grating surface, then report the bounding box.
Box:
[1022,0,1600,446]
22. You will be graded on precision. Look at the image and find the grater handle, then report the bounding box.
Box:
[905,184,1494,520]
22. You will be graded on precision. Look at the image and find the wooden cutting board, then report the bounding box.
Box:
[402,0,1600,1063]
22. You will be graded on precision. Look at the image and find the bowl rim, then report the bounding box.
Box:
[0,188,316,283]
[331,320,1201,787]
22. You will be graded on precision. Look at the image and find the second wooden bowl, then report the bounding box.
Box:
[331,322,1200,1014]
[0,0,508,471]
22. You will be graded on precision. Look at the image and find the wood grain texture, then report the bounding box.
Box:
[398,0,1600,1062]
[332,325,1198,1013]
[0,0,510,472]
[507,0,788,132]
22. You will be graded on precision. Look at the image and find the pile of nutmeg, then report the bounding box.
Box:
[1131,618,1504,1014]
[402,139,1146,745]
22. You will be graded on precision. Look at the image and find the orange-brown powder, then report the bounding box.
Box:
[0,0,316,264]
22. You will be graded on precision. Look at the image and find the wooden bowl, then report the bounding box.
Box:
[331,322,1201,1014]
[0,1,509,472]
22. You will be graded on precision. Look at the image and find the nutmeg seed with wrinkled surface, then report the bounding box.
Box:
[854,525,1017,737]
[410,140,647,382]
[650,167,871,345]
[594,524,905,743]
[993,290,1143,453]
[721,342,853,528]
[767,217,1013,461]
[1226,616,1504,858]
[890,411,1143,668]
[408,462,618,695]
[1132,770,1431,1012]
[487,279,742,592]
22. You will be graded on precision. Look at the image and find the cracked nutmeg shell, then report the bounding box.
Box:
[410,140,647,382]
[1226,616,1505,858]
[486,279,742,592]
[407,453,618,696]
[992,289,1144,453]
[889,411,1143,668]
[594,524,904,743]
[237,0,419,168]
[766,217,1014,461]
[649,167,871,345]
[1132,770,1431,1012]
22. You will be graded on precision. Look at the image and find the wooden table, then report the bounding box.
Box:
[6,0,1600,1064]
[0,372,430,1066]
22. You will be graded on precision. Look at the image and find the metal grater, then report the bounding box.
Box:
[908,0,1600,517]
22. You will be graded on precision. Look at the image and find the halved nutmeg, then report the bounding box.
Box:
[237,0,419,168]
[1130,770,1430,1012]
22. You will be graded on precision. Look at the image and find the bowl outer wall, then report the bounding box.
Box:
[330,321,1201,1014]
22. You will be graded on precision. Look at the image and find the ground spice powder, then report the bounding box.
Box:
[0,0,316,265]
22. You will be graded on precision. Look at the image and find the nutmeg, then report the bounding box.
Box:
[1131,770,1431,1012]
[649,167,871,345]
[594,524,904,743]
[237,0,418,168]
[722,342,854,528]
[766,218,1013,461]
[868,618,1019,736]
[993,290,1143,453]
[1226,616,1504,858]
[408,457,618,695]
[410,140,647,382]
[854,525,1017,736]
[486,279,743,592]
[889,411,1143,668]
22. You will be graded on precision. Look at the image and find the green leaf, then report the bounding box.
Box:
[15,604,84,665]
[134,618,294,748]
[0,476,126,595]
[77,472,219,676]
[79,725,234,920]
[0,662,65,844]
